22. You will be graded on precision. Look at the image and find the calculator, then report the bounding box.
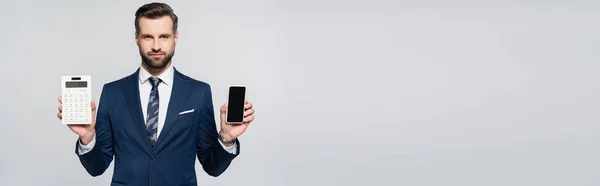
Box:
[61,75,92,124]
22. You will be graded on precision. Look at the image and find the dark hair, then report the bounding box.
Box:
[134,2,178,36]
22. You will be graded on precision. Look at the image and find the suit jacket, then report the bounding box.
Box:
[75,68,240,186]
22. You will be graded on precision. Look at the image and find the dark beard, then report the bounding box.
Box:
[140,50,174,69]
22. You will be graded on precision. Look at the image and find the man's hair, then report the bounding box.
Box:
[134,2,178,36]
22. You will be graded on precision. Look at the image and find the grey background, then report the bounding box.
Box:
[1,0,599,185]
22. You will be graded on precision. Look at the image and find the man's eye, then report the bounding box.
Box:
[143,36,152,39]
[160,36,169,38]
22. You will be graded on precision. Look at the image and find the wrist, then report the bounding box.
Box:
[219,131,234,139]
[218,131,236,145]
[79,130,95,145]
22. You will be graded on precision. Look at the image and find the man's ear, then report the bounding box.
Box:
[174,31,179,44]
[134,32,140,45]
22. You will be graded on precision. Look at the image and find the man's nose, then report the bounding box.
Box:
[151,40,161,51]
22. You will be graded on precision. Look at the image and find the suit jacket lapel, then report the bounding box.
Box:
[122,68,152,151]
[153,68,190,151]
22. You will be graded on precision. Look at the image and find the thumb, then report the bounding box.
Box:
[91,100,97,112]
[220,104,227,120]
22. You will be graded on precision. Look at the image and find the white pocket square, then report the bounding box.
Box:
[179,109,194,115]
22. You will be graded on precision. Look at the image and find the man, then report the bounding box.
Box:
[56,2,255,185]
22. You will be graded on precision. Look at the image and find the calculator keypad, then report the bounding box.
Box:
[62,88,91,124]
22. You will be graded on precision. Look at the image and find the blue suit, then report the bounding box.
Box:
[75,68,240,186]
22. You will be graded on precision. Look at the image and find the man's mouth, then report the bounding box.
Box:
[150,53,164,57]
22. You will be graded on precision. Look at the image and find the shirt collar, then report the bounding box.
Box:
[139,64,174,86]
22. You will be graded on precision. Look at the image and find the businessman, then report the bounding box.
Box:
[56,2,255,185]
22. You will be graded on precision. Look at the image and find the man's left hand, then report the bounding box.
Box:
[219,100,254,145]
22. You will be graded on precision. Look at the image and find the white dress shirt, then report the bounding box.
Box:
[77,65,237,155]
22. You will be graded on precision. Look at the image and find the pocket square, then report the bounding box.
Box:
[179,109,194,115]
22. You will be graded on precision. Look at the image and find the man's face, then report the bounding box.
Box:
[136,16,178,69]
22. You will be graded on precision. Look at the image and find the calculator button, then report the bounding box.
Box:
[62,87,90,124]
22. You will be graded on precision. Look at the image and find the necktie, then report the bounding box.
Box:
[146,77,161,145]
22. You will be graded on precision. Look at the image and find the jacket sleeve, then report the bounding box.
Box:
[75,84,114,177]
[196,84,240,177]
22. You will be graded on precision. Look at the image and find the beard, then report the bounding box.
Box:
[140,49,174,69]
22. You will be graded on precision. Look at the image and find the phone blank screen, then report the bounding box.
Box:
[227,86,246,123]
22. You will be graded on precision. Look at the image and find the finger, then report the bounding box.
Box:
[245,102,253,110]
[220,104,227,120]
[58,105,63,113]
[58,96,62,103]
[243,115,255,123]
[244,108,254,117]
[220,104,227,113]
[91,100,96,111]
[245,99,249,104]
[57,112,62,120]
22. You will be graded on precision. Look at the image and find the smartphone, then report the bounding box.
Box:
[226,85,246,124]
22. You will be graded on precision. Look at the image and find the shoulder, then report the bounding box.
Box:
[100,70,137,94]
[175,68,212,91]
[175,69,216,103]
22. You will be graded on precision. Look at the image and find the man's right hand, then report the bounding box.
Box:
[57,96,97,145]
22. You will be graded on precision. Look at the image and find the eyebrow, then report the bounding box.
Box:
[140,34,172,38]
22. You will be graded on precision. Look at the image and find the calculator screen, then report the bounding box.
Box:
[66,81,87,88]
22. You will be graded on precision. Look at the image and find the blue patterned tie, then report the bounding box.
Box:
[146,77,161,145]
